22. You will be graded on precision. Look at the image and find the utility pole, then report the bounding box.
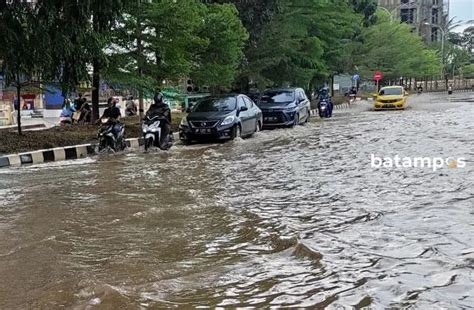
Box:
[16,69,22,135]
[137,0,144,122]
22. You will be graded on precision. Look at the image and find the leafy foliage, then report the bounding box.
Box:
[354,11,442,80]
[190,3,249,90]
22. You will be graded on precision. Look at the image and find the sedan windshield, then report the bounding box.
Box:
[260,91,294,104]
[379,88,402,96]
[193,97,236,112]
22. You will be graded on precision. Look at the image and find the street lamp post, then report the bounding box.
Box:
[424,22,446,85]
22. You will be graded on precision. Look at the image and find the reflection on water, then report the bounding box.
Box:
[0,93,473,308]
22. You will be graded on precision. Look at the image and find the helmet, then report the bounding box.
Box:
[107,97,117,106]
[154,93,164,105]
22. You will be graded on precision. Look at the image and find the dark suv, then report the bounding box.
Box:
[258,88,311,128]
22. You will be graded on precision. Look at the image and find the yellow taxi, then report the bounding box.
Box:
[374,86,408,110]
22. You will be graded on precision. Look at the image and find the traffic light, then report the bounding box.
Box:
[186,79,199,93]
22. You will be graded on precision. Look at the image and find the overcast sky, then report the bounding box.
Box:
[449,0,473,32]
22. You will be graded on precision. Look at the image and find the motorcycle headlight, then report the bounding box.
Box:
[180,117,188,126]
[221,115,235,126]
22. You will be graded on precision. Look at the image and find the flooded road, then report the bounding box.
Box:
[1,93,473,308]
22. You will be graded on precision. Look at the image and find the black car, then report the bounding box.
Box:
[179,95,263,143]
[258,88,311,128]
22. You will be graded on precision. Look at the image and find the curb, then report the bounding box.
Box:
[309,102,352,116]
[0,124,47,132]
[0,138,141,168]
[0,133,180,168]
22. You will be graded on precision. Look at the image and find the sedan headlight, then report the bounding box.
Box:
[221,115,235,126]
[180,117,188,126]
[284,106,295,112]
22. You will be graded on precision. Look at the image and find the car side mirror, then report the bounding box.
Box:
[240,106,248,112]
[372,93,378,98]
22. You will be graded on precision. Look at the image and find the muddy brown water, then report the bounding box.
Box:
[1,93,473,308]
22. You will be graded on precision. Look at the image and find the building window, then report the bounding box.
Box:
[401,0,409,3]
[432,8,439,24]
[401,8,416,24]
[431,27,439,42]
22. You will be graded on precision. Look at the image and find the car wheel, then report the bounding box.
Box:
[249,120,261,138]
[291,113,299,127]
[231,124,241,140]
[255,120,261,132]
[304,109,310,123]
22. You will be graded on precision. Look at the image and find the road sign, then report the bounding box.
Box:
[352,74,360,81]
[374,71,383,81]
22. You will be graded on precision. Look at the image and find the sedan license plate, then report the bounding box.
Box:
[196,128,212,134]
[265,117,278,123]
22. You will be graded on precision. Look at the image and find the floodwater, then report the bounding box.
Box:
[1,93,473,308]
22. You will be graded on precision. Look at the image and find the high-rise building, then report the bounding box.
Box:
[378,0,449,44]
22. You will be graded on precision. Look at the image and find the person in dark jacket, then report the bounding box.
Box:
[146,93,171,124]
[98,97,123,136]
[101,97,121,120]
[145,93,172,145]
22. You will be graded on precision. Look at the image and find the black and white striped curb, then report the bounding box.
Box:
[0,138,143,168]
[309,102,352,115]
[0,132,182,168]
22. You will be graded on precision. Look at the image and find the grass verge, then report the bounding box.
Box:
[0,112,186,155]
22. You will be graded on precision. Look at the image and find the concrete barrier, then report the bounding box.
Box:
[310,102,352,116]
[0,137,148,168]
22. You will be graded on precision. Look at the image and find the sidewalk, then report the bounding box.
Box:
[0,117,59,131]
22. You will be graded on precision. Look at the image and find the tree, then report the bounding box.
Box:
[191,3,248,92]
[35,0,95,97]
[106,0,206,92]
[0,1,51,134]
[351,0,378,26]
[242,0,360,90]
[354,11,442,82]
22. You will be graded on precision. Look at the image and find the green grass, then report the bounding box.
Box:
[0,112,187,155]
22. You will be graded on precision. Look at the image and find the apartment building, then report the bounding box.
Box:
[378,0,449,43]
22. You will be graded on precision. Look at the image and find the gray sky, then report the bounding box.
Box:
[449,0,473,32]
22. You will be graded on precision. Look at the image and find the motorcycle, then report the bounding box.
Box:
[59,113,72,126]
[349,93,356,104]
[142,114,173,151]
[318,98,333,118]
[98,118,126,152]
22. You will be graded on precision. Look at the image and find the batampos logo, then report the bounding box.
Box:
[371,154,466,171]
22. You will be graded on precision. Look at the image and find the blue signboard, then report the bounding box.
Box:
[352,74,360,81]
[44,85,65,109]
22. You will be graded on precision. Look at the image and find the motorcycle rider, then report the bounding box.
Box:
[125,96,137,116]
[349,86,357,96]
[417,84,423,94]
[316,83,333,115]
[145,92,172,145]
[98,97,123,137]
[146,93,171,123]
[60,98,75,125]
